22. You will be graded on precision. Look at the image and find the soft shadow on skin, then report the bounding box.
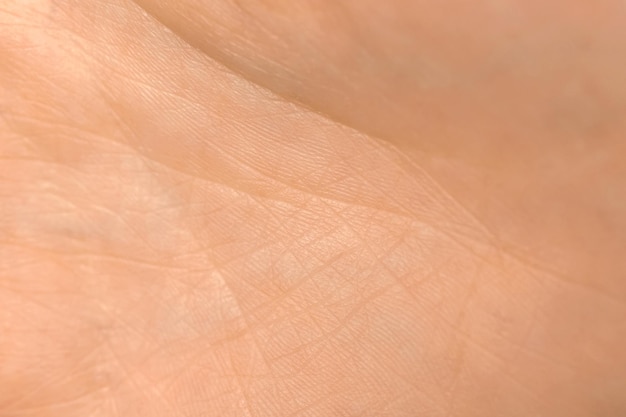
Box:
[129,0,626,295]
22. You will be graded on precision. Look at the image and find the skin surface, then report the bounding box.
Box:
[1,1,625,416]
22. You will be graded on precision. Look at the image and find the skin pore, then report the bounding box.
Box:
[1,1,625,416]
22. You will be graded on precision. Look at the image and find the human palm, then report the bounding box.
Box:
[1,1,625,416]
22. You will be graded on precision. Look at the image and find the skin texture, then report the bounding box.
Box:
[1,1,625,416]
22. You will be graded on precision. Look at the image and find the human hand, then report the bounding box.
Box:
[1,1,625,416]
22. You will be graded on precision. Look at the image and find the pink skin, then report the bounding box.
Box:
[1,1,625,416]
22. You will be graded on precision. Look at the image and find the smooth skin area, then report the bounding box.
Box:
[1,1,625,416]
